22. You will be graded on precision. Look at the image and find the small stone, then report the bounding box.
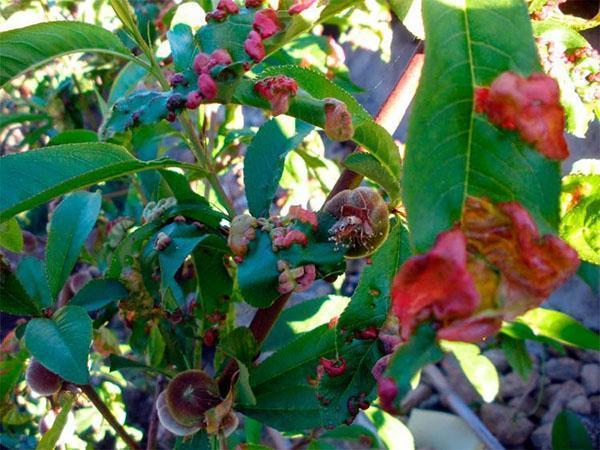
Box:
[542,380,586,423]
[531,423,552,450]
[545,357,581,381]
[581,364,600,394]
[590,394,600,414]
[484,348,509,373]
[500,372,538,399]
[441,357,481,404]
[566,395,591,415]
[508,395,537,415]
[481,403,535,446]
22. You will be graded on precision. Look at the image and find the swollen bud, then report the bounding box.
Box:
[324,98,354,141]
[323,187,389,258]
[165,370,221,427]
[26,358,63,396]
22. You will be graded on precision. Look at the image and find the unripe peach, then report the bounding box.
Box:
[26,358,63,396]
[323,187,389,258]
[165,370,221,427]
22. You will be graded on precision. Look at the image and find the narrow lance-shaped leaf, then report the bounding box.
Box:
[46,191,102,299]
[0,21,141,87]
[403,0,560,252]
[0,143,202,222]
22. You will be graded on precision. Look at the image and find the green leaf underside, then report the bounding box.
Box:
[46,191,102,299]
[24,306,92,384]
[0,21,134,87]
[243,223,410,430]
[245,117,314,217]
[403,0,560,253]
[0,143,199,222]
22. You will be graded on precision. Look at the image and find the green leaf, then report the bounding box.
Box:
[0,263,41,316]
[518,308,600,350]
[147,324,166,367]
[0,217,23,252]
[245,117,313,217]
[0,351,27,400]
[501,335,533,380]
[234,66,401,198]
[560,174,600,264]
[342,152,401,202]
[16,257,52,309]
[262,295,351,353]
[36,394,75,450]
[319,424,380,448]
[364,406,415,450]
[0,143,198,222]
[168,24,197,72]
[108,62,149,105]
[175,430,210,450]
[0,113,48,130]
[441,341,499,402]
[219,327,258,368]
[0,21,138,88]
[403,0,560,252]
[551,410,593,450]
[47,130,99,146]
[384,324,444,411]
[45,191,102,299]
[69,279,128,312]
[578,261,599,295]
[24,306,92,384]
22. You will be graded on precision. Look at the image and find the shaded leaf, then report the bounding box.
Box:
[168,24,198,72]
[0,217,23,252]
[46,191,102,299]
[501,335,533,380]
[0,264,41,316]
[70,279,128,312]
[552,410,593,450]
[16,257,52,309]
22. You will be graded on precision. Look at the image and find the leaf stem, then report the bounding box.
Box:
[79,384,141,450]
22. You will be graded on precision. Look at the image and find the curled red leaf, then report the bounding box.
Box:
[244,30,266,62]
[320,356,346,377]
[391,229,480,340]
[324,98,354,141]
[475,72,568,160]
[197,73,218,100]
[254,75,298,116]
[463,197,579,312]
[287,205,318,230]
[217,0,239,14]
[377,377,399,414]
[288,0,317,14]
[253,9,281,39]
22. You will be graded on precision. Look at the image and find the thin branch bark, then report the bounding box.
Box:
[423,365,505,450]
[79,384,141,450]
[146,377,166,450]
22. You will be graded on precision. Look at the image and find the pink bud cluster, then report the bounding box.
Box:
[244,7,281,63]
[207,0,239,21]
[254,75,298,116]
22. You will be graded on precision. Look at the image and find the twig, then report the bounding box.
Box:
[146,377,166,450]
[423,365,505,450]
[325,47,424,203]
[79,384,141,450]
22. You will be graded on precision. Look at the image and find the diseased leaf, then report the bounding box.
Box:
[108,62,149,105]
[45,191,102,299]
[168,24,198,73]
[245,117,313,217]
[404,0,560,252]
[0,143,199,222]
[24,306,92,384]
[0,21,138,87]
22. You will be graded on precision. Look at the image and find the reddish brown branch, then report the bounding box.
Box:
[80,384,141,450]
[219,46,424,395]
[325,47,424,202]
